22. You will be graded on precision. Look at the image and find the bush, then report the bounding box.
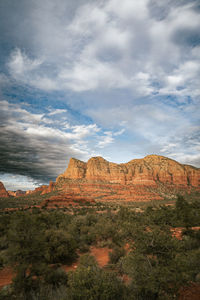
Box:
[67,261,124,300]
[109,246,126,264]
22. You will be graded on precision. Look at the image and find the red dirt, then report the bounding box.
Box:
[179,283,200,300]
[62,246,111,272]
[64,246,112,271]
[0,267,13,290]
[90,246,112,267]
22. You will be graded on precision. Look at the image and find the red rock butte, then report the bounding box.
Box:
[0,181,9,198]
[57,155,200,186]
[42,155,200,207]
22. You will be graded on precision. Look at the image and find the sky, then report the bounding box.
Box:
[0,0,200,190]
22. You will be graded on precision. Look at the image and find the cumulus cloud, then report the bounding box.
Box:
[87,100,200,167]
[98,131,114,148]
[3,0,200,98]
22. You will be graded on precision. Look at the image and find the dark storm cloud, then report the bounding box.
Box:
[0,100,98,183]
[0,100,119,184]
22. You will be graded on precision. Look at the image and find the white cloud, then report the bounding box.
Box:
[48,108,68,116]
[7,48,58,91]
[8,48,42,76]
[1,174,38,191]
[105,0,149,20]
[5,1,200,98]
[160,143,177,153]
[113,129,125,136]
[169,152,200,168]
[98,131,114,148]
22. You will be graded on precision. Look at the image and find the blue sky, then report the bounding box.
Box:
[0,0,200,190]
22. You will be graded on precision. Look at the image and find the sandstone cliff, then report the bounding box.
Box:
[41,155,200,207]
[57,155,200,187]
[0,181,9,198]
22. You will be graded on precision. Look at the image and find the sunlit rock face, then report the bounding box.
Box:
[0,181,9,197]
[8,190,26,197]
[58,155,200,187]
[39,155,200,207]
[41,181,56,195]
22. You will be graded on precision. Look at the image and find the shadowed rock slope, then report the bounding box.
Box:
[41,155,200,207]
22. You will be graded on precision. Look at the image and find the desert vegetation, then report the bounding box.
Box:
[0,195,200,299]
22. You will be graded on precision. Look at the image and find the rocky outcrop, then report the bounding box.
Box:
[34,185,49,193]
[7,191,16,197]
[58,155,200,187]
[0,182,9,198]
[8,190,26,197]
[26,190,34,195]
[24,182,56,196]
[41,181,56,195]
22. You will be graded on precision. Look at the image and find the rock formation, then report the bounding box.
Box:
[0,181,9,198]
[57,155,200,187]
[42,155,200,207]
[41,181,56,195]
[8,190,26,197]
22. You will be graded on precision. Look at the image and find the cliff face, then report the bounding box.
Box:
[57,155,200,187]
[40,155,200,207]
[0,182,9,198]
